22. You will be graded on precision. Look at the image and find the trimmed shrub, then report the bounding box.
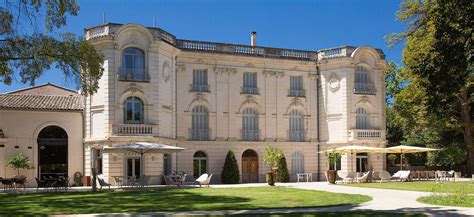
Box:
[276,157,290,182]
[221,150,240,184]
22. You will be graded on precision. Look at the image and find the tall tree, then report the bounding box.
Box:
[0,0,103,95]
[385,61,405,147]
[389,0,473,174]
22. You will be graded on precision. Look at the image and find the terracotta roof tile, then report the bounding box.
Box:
[0,94,83,111]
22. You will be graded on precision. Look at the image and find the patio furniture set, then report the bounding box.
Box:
[0,176,27,191]
[337,169,460,184]
[35,176,71,192]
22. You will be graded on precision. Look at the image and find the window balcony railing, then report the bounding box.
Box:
[288,130,306,142]
[112,123,158,135]
[241,129,260,141]
[353,83,376,95]
[348,129,384,141]
[189,129,210,141]
[241,87,259,94]
[190,84,209,92]
[118,68,150,82]
[288,89,306,97]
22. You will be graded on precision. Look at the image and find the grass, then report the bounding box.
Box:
[0,187,371,215]
[341,181,474,194]
[417,195,474,208]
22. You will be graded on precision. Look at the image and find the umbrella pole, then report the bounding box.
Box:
[400,153,403,170]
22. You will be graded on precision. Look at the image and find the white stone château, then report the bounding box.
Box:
[0,22,388,185]
[83,23,388,184]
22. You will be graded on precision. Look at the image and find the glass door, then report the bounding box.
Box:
[126,157,141,179]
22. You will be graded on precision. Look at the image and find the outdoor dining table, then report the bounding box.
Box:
[297,173,312,182]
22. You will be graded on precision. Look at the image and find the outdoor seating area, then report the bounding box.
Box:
[337,169,462,184]
[34,176,71,192]
[0,176,27,190]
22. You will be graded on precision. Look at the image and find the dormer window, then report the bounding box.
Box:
[119,48,149,81]
[353,66,375,94]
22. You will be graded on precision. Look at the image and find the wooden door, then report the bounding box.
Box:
[242,150,259,183]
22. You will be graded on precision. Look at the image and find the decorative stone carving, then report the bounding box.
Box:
[308,73,318,80]
[360,54,369,64]
[214,67,237,75]
[128,33,140,45]
[328,73,340,92]
[176,64,186,72]
[263,70,285,78]
[123,83,144,94]
[162,60,170,82]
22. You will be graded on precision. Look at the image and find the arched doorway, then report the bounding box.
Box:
[37,126,68,179]
[242,149,258,183]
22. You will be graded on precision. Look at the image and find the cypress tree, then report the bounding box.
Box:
[221,150,240,184]
[276,157,290,182]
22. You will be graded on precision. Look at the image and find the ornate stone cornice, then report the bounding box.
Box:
[214,67,237,75]
[263,70,285,78]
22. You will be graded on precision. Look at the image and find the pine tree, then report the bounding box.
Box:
[276,157,290,182]
[221,150,240,184]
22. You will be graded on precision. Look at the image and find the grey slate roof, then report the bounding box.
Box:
[0,94,83,111]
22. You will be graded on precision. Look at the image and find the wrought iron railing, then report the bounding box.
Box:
[288,130,305,142]
[190,84,209,92]
[189,129,210,141]
[288,89,306,97]
[353,83,376,95]
[241,87,259,94]
[117,68,150,82]
[241,130,259,141]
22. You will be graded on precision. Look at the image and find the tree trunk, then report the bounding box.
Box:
[459,90,473,176]
[91,167,97,192]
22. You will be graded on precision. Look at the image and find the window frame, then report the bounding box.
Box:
[124,96,145,124]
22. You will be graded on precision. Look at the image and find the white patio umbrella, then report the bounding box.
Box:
[385,145,439,170]
[322,145,387,172]
[103,142,185,175]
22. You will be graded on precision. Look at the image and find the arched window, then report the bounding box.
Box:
[37,126,68,179]
[121,47,146,81]
[193,151,207,178]
[356,107,368,129]
[289,110,305,141]
[242,108,259,141]
[191,106,209,140]
[355,66,369,84]
[291,152,304,176]
[124,97,144,124]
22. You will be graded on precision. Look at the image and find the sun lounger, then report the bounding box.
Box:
[196,173,213,187]
[356,172,371,183]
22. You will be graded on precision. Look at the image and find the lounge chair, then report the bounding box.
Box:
[342,172,356,184]
[356,172,371,183]
[97,175,111,190]
[435,170,447,182]
[379,171,392,183]
[136,175,151,188]
[392,170,411,182]
[335,171,345,184]
[196,173,212,187]
[446,170,455,181]
[164,175,179,188]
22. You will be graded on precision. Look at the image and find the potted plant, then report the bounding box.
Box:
[6,153,33,176]
[325,149,341,184]
[263,146,284,186]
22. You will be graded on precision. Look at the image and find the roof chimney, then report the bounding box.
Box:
[251,31,257,46]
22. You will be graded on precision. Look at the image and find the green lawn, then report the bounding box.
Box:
[0,187,371,215]
[341,181,474,193]
[417,195,474,208]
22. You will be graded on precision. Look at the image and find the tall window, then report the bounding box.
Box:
[192,69,208,92]
[124,97,144,124]
[163,154,172,175]
[356,153,368,172]
[242,72,258,94]
[121,47,146,81]
[93,149,103,174]
[289,110,305,141]
[354,66,374,94]
[242,108,259,141]
[193,151,207,178]
[356,107,368,129]
[191,106,209,140]
[289,76,305,97]
[291,152,304,176]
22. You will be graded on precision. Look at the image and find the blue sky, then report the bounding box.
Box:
[1,0,405,93]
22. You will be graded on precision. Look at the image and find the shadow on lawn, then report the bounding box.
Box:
[0,188,251,215]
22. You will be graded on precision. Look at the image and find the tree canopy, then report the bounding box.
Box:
[0,0,103,95]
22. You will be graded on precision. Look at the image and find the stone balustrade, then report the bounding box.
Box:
[348,129,384,141]
[112,124,157,135]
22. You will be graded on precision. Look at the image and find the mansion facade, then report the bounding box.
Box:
[0,23,388,185]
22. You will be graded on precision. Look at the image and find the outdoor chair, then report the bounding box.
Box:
[113,176,123,188]
[428,171,436,180]
[335,171,345,184]
[35,177,48,192]
[356,172,371,183]
[164,175,179,188]
[392,170,411,182]
[1,178,13,190]
[196,173,212,187]
[446,170,455,181]
[342,172,356,184]
[136,175,151,189]
[97,175,112,190]
[435,170,447,182]
[12,176,27,189]
[379,171,392,183]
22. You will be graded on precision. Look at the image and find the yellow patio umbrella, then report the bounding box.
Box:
[385,145,439,170]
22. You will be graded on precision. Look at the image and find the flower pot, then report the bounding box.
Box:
[266,171,275,186]
[326,170,337,184]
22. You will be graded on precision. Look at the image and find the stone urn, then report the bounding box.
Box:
[326,170,337,184]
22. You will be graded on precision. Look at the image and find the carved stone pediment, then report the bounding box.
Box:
[124,83,144,94]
